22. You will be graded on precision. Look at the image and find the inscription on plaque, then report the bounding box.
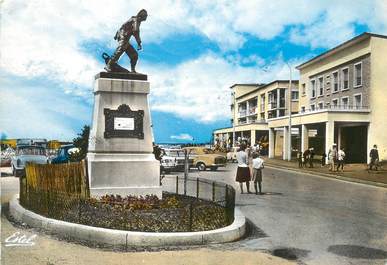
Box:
[114,117,134,130]
[104,104,144,139]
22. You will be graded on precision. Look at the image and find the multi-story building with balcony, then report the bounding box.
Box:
[267,33,387,163]
[213,80,299,154]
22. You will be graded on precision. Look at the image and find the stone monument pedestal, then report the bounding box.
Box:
[87,72,162,198]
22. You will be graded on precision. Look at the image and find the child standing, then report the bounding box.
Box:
[251,152,264,195]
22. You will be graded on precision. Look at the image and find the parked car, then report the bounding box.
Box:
[11,145,48,177]
[183,146,227,171]
[50,144,80,164]
[160,148,194,173]
[226,146,239,162]
[1,147,15,167]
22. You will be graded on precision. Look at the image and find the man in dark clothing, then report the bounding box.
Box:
[309,147,315,168]
[303,149,310,168]
[105,9,148,73]
[369,144,379,170]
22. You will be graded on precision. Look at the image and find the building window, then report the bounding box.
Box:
[341,97,349,109]
[332,71,339,92]
[318,102,324,110]
[311,79,316,98]
[332,98,339,108]
[301,106,305,112]
[260,113,265,120]
[354,94,362,109]
[354,62,362,87]
[310,104,316,111]
[302,83,306,95]
[291,91,299,101]
[318,76,324,96]
[260,94,265,112]
[341,68,349,90]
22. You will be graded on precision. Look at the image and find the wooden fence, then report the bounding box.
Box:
[24,160,89,198]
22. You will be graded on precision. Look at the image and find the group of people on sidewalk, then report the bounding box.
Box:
[327,144,346,172]
[297,148,316,168]
[235,143,265,195]
[296,143,380,172]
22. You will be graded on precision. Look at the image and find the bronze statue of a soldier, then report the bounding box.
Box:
[104,9,148,73]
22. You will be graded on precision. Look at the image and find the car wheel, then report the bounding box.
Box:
[210,166,218,171]
[197,162,206,171]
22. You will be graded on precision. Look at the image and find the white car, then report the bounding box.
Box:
[226,147,239,162]
[11,145,48,177]
[160,148,194,173]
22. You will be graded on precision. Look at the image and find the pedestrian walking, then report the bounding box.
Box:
[303,149,310,168]
[321,152,327,167]
[369,144,379,170]
[251,152,264,195]
[309,147,315,168]
[297,151,303,168]
[235,144,251,194]
[328,144,338,171]
[336,148,346,171]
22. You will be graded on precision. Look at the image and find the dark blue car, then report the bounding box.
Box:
[51,144,79,164]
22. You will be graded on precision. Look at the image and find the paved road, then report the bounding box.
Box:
[2,165,387,265]
[171,163,387,265]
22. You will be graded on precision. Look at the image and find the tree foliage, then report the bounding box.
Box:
[69,125,90,162]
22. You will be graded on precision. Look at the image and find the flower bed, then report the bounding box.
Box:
[22,191,230,232]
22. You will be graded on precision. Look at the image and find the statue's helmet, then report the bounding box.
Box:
[137,9,148,20]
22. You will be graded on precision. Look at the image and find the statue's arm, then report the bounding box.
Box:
[133,18,142,49]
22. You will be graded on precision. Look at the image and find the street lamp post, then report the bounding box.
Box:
[287,63,292,161]
[232,91,236,147]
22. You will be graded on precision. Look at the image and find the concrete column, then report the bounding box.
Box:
[269,128,275,158]
[337,126,341,149]
[251,129,256,145]
[325,121,335,164]
[283,126,289,160]
[301,124,308,152]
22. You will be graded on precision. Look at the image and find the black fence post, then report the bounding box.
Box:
[189,203,193,231]
[225,184,228,204]
[196,178,199,199]
[212,182,215,202]
[176,175,179,194]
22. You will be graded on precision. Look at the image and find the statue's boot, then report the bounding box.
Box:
[104,60,114,72]
[131,62,136,73]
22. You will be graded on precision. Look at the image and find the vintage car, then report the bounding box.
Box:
[160,148,194,173]
[226,146,239,162]
[50,144,80,164]
[11,145,48,177]
[183,146,227,171]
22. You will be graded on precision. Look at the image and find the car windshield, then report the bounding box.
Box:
[17,147,46,155]
[203,148,215,154]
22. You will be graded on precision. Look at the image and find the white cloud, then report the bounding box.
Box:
[146,53,302,122]
[170,133,194,141]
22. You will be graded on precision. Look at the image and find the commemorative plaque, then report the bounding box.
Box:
[104,104,144,139]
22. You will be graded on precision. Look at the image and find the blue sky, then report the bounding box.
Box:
[1,0,387,143]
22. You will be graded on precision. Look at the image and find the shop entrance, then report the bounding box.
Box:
[340,125,367,163]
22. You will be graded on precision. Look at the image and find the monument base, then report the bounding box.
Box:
[87,152,162,198]
[87,75,162,199]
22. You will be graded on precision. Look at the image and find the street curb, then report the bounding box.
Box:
[265,163,387,188]
[9,195,246,248]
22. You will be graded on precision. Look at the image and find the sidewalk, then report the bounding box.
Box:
[265,158,387,188]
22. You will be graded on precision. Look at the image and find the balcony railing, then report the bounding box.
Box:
[238,119,266,125]
[238,110,247,117]
[301,104,370,114]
